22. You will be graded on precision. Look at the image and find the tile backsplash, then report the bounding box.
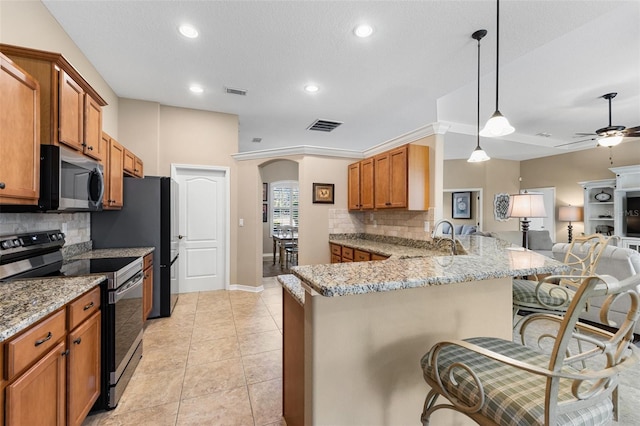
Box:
[0,212,90,246]
[328,208,435,241]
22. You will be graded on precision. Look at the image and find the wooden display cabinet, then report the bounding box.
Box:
[0,53,40,206]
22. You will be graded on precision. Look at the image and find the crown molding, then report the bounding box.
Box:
[232,145,363,161]
[363,122,451,157]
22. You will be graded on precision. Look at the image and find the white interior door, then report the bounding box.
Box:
[172,164,229,293]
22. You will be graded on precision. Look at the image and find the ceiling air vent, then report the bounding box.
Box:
[307,119,343,132]
[252,137,262,143]
[225,86,247,96]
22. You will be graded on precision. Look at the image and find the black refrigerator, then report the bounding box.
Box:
[91,176,179,317]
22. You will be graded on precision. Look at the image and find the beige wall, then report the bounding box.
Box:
[118,99,160,175]
[0,0,119,136]
[521,142,640,242]
[444,159,521,232]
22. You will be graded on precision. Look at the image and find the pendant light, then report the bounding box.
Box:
[468,29,490,163]
[479,0,515,137]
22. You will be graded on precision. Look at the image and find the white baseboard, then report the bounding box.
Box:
[228,284,264,293]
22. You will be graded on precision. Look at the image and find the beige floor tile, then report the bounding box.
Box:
[194,306,234,324]
[136,344,189,375]
[93,402,179,425]
[235,315,278,335]
[248,378,283,426]
[238,330,283,356]
[232,304,272,319]
[242,349,282,384]
[262,278,280,289]
[145,313,195,332]
[188,335,241,365]
[265,302,283,317]
[171,303,196,316]
[191,320,237,341]
[177,387,254,426]
[175,292,199,306]
[261,286,282,298]
[182,357,246,399]
[271,314,283,329]
[114,369,184,413]
[143,327,193,350]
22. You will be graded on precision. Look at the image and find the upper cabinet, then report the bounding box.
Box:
[123,149,144,178]
[348,144,430,211]
[0,44,108,155]
[103,132,124,210]
[0,53,40,206]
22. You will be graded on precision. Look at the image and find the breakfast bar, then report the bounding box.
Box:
[283,235,569,426]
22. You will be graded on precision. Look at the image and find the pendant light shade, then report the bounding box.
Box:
[468,29,490,163]
[481,0,515,138]
[598,135,624,147]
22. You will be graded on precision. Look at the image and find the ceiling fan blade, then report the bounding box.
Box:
[623,126,640,137]
[573,132,597,138]
[555,138,597,147]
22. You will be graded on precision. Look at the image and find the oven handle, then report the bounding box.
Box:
[110,271,144,304]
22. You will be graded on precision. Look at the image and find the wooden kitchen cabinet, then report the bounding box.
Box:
[142,253,154,321]
[348,158,374,211]
[124,149,144,178]
[0,53,40,206]
[354,249,371,262]
[0,44,108,154]
[103,132,124,210]
[5,340,67,426]
[67,311,101,426]
[374,146,410,209]
[330,243,389,263]
[83,94,104,161]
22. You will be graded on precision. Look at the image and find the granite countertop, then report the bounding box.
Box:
[68,247,155,260]
[294,235,569,297]
[0,275,105,342]
[329,236,455,258]
[277,274,305,306]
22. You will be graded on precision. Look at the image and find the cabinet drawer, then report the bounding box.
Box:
[6,309,66,380]
[143,253,153,270]
[354,250,371,262]
[68,287,101,331]
[341,258,353,263]
[371,253,389,261]
[331,254,342,264]
[341,246,354,260]
[330,244,342,257]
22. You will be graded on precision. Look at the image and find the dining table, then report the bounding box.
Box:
[272,230,298,267]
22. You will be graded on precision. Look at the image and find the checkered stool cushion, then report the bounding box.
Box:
[421,336,613,426]
[513,278,575,310]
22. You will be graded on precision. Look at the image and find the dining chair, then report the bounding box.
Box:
[284,227,298,269]
[421,273,640,425]
[512,233,611,328]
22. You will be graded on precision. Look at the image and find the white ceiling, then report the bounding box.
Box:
[42,0,640,161]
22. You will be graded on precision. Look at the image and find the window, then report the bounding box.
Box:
[271,180,299,235]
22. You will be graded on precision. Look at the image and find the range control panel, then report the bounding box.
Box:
[0,230,65,257]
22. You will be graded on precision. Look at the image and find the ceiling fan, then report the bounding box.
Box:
[571,92,640,147]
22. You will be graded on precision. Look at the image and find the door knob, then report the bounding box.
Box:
[178,235,186,239]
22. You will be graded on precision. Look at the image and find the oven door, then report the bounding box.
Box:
[108,270,144,407]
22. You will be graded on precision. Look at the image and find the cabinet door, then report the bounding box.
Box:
[58,70,84,151]
[360,158,375,210]
[105,138,124,209]
[388,147,408,208]
[134,156,144,178]
[5,341,66,426]
[143,264,153,321]
[123,149,136,175]
[374,153,391,208]
[67,311,100,426]
[347,162,361,210]
[0,54,40,205]
[83,94,103,161]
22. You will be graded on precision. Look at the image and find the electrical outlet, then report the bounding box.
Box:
[424,221,430,232]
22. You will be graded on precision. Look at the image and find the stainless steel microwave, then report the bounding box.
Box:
[38,145,104,211]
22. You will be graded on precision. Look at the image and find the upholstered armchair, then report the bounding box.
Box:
[420,273,640,425]
[512,233,611,326]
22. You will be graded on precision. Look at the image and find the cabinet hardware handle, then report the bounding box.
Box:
[35,332,52,347]
[73,337,82,345]
[83,301,94,311]
[61,349,70,357]
[88,146,94,151]
[0,182,5,189]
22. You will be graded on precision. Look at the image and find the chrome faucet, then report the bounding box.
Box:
[431,219,457,255]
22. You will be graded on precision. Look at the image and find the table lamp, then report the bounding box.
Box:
[507,191,547,249]
[558,205,583,243]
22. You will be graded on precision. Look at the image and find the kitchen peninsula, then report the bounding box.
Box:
[283,234,569,426]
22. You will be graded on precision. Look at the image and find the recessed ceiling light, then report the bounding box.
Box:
[189,85,204,94]
[354,24,373,38]
[304,84,319,93]
[179,24,199,39]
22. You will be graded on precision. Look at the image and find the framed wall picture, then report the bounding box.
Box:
[313,183,334,204]
[452,191,472,219]
[262,203,268,222]
[494,193,510,221]
[263,183,268,202]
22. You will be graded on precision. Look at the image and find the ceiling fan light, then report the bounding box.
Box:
[598,135,623,147]
[480,110,515,137]
[467,146,491,162]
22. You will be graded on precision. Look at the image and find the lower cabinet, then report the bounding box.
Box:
[329,243,389,263]
[3,286,101,426]
[5,340,66,426]
[142,253,154,322]
[283,289,304,426]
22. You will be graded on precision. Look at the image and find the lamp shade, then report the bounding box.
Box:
[558,205,583,222]
[507,193,547,218]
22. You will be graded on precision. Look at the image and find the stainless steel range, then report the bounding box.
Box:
[0,230,144,410]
